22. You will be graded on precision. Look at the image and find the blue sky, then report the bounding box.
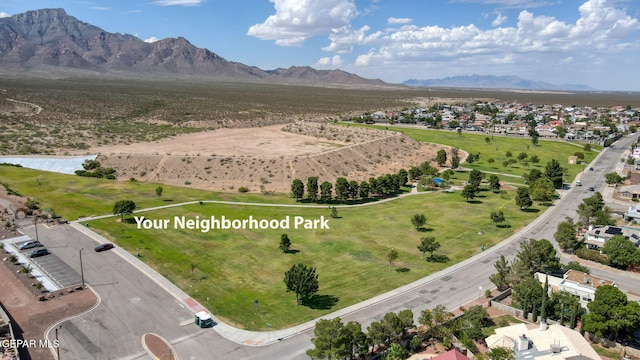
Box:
[2,0,640,91]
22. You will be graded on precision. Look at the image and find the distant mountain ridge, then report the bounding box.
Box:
[403,75,594,92]
[0,8,385,86]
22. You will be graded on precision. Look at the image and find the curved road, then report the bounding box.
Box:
[22,134,640,360]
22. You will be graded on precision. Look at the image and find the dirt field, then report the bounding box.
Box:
[88,124,347,157]
[93,123,451,193]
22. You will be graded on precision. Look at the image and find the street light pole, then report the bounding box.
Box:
[34,216,39,242]
[55,326,60,360]
[79,249,85,287]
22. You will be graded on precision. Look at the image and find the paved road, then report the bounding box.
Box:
[16,134,640,360]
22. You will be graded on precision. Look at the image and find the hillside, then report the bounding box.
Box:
[0,8,385,86]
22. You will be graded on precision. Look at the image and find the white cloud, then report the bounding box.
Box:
[152,0,204,6]
[247,0,357,46]
[0,12,10,18]
[492,13,507,26]
[144,36,160,43]
[322,25,369,53]
[388,17,413,25]
[316,55,343,67]
[346,0,639,73]
[90,6,110,11]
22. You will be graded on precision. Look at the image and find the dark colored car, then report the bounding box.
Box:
[17,240,40,250]
[588,186,595,191]
[95,243,115,252]
[28,247,49,258]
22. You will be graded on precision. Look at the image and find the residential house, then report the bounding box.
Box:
[583,225,635,250]
[535,270,615,309]
[485,323,600,360]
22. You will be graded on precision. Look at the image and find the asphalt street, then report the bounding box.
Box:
[14,133,640,360]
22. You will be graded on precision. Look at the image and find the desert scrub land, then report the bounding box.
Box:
[0,77,422,155]
[2,76,638,155]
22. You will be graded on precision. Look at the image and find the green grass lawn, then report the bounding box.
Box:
[340,123,602,183]
[0,166,294,220]
[88,188,542,330]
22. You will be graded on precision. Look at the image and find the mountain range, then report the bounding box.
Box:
[0,8,385,86]
[403,75,594,92]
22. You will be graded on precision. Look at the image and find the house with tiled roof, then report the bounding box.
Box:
[535,270,615,308]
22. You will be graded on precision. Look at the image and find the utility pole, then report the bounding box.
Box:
[34,216,39,242]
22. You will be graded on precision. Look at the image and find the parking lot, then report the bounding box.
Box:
[6,235,83,290]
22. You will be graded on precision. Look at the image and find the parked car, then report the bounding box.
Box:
[17,240,40,250]
[95,243,114,252]
[588,186,595,191]
[28,247,49,258]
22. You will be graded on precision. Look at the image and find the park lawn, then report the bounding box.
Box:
[0,166,296,220]
[339,123,602,183]
[90,188,543,330]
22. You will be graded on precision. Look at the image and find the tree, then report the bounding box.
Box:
[291,179,304,201]
[489,255,511,291]
[468,169,483,194]
[461,185,476,202]
[82,159,101,170]
[280,234,291,253]
[335,177,349,202]
[523,168,543,184]
[562,261,590,274]
[397,169,408,187]
[348,180,359,200]
[411,213,426,230]
[515,187,533,210]
[540,276,549,322]
[576,192,605,225]
[514,238,560,275]
[517,152,528,162]
[436,149,447,167]
[417,236,440,260]
[340,321,368,359]
[385,343,409,360]
[113,200,136,221]
[602,235,640,269]
[529,129,540,145]
[450,147,460,169]
[419,305,453,343]
[155,186,163,197]
[307,318,342,359]
[582,285,640,340]
[307,176,319,201]
[604,172,624,185]
[530,155,540,164]
[512,277,543,320]
[387,248,399,271]
[529,177,555,202]
[489,174,501,193]
[554,218,578,251]
[320,181,333,202]
[490,210,505,227]
[544,159,565,189]
[284,263,319,304]
[358,181,370,199]
[457,305,491,340]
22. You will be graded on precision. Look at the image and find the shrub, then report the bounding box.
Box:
[238,186,249,193]
[576,248,609,265]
